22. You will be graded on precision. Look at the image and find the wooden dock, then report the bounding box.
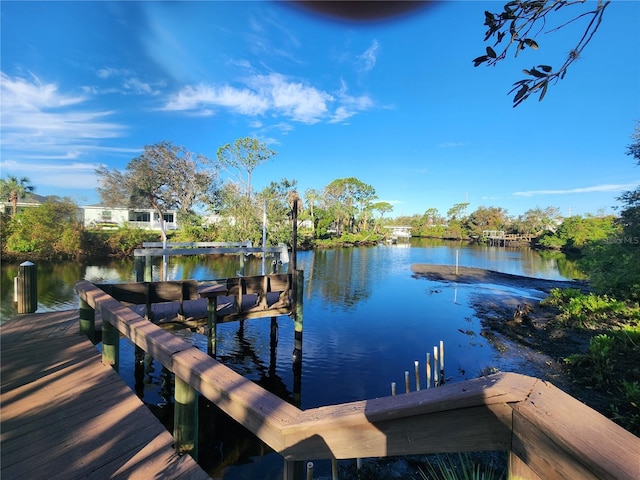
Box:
[0,310,210,480]
[482,230,535,246]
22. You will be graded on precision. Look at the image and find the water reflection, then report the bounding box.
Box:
[1,241,585,477]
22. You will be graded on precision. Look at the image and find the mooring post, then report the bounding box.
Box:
[79,298,95,343]
[174,375,199,460]
[331,457,339,480]
[414,360,421,391]
[426,352,432,388]
[16,261,37,314]
[101,320,120,372]
[306,462,314,480]
[439,340,445,382]
[284,459,304,480]
[433,346,439,386]
[200,284,227,357]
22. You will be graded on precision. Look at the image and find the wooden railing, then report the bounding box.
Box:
[95,274,293,322]
[75,280,640,480]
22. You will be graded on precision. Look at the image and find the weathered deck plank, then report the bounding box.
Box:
[0,311,210,480]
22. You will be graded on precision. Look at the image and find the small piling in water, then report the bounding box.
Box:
[394,341,445,393]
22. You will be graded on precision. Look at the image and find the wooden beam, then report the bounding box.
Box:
[511,380,640,480]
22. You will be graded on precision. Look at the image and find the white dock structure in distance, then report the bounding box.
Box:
[482,230,535,246]
[384,226,412,243]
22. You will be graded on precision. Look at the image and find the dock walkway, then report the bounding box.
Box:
[0,310,210,480]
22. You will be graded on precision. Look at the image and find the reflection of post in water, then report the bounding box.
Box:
[292,269,303,407]
[238,253,245,276]
[134,346,145,398]
[270,316,278,377]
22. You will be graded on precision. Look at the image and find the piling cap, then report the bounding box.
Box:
[20,261,35,266]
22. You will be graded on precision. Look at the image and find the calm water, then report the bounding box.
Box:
[0,239,582,478]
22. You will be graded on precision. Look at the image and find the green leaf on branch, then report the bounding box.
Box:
[473,55,489,67]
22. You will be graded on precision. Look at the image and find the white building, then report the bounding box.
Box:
[81,205,178,231]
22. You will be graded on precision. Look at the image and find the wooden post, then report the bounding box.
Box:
[331,457,339,480]
[291,198,298,271]
[439,340,445,382]
[426,352,431,389]
[16,261,37,314]
[391,382,396,396]
[101,319,119,372]
[79,298,95,343]
[414,360,421,391]
[455,250,459,276]
[433,346,439,387]
[404,371,410,393]
[284,460,304,480]
[306,462,314,480]
[174,374,198,459]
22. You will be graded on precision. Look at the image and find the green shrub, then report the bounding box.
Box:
[541,289,639,329]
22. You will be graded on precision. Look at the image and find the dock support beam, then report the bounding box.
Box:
[101,319,119,372]
[79,298,95,343]
[174,375,199,460]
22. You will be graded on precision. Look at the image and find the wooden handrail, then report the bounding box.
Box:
[75,280,640,479]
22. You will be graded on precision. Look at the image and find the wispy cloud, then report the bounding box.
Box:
[438,142,464,148]
[513,183,639,197]
[1,72,127,159]
[0,160,102,189]
[357,40,379,72]
[328,79,373,123]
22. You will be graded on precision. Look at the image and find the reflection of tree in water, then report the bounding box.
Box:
[168,253,276,280]
[308,248,373,309]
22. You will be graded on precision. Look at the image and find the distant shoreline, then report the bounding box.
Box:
[410,264,588,293]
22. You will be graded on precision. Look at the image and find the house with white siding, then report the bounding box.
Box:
[81,205,178,231]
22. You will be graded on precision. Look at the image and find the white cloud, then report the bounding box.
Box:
[256,73,332,124]
[1,72,127,161]
[329,79,373,123]
[163,84,269,115]
[358,40,379,72]
[438,142,464,148]
[0,160,101,189]
[163,73,336,124]
[513,183,639,197]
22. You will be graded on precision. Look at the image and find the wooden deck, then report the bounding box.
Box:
[0,310,210,480]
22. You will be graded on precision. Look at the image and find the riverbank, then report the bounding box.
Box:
[410,264,589,293]
[410,263,615,421]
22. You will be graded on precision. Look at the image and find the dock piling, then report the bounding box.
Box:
[16,261,37,314]
[101,319,120,371]
[79,298,95,343]
[174,375,199,460]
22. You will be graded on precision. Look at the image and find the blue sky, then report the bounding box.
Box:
[1,1,639,218]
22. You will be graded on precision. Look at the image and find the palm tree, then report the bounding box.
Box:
[0,176,35,216]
